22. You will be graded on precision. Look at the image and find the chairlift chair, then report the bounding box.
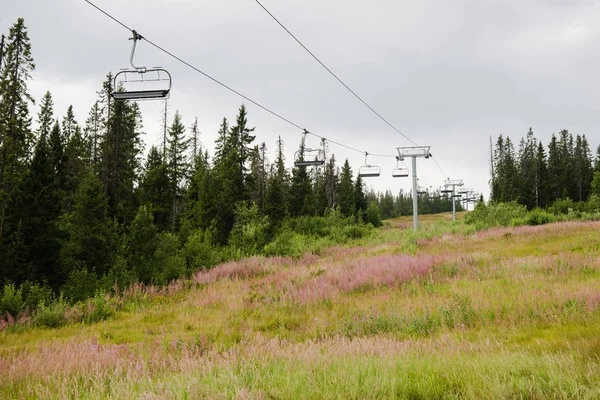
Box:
[392,156,409,178]
[294,148,325,167]
[112,31,172,101]
[358,153,381,178]
[294,130,325,167]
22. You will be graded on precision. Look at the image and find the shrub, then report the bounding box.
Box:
[548,198,585,215]
[523,209,556,226]
[0,283,24,318]
[586,195,600,213]
[154,232,186,284]
[62,267,100,303]
[20,281,53,309]
[465,201,527,228]
[83,292,114,324]
[35,297,68,328]
[183,229,220,271]
[101,256,138,294]
[263,230,307,258]
[365,202,382,227]
[229,202,270,256]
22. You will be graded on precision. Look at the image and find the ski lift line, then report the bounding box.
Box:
[255,0,456,184]
[84,0,304,130]
[84,0,404,164]
[254,0,420,148]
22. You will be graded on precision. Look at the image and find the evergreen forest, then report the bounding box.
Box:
[490,129,600,208]
[0,19,457,303]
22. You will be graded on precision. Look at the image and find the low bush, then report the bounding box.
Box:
[0,283,24,318]
[35,297,68,329]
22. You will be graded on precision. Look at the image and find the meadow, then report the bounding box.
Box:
[2,213,600,399]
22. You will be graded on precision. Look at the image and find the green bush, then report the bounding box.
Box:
[586,195,600,213]
[183,229,220,271]
[102,256,138,293]
[263,230,308,258]
[20,281,53,309]
[342,223,373,240]
[365,203,382,227]
[62,267,100,303]
[522,209,556,226]
[548,198,585,215]
[465,201,527,228]
[0,283,24,318]
[229,202,270,256]
[35,297,68,328]
[84,292,114,324]
[154,232,186,284]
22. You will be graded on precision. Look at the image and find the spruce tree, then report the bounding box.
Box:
[62,108,89,211]
[166,111,190,230]
[535,141,549,208]
[0,18,35,240]
[338,159,355,216]
[289,137,313,217]
[264,136,288,227]
[139,146,171,232]
[518,128,537,209]
[354,174,368,214]
[84,101,104,170]
[3,94,63,287]
[547,134,561,201]
[61,172,117,278]
[100,92,144,223]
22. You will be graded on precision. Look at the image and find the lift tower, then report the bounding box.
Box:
[444,179,464,221]
[397,146,432,231]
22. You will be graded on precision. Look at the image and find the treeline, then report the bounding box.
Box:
[2,18,451,305]
[491,128,600,208]
[373,189,462,220]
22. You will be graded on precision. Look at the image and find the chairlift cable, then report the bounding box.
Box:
[255,0,455,181]
[255,0,419,147]
[84,0,402,161]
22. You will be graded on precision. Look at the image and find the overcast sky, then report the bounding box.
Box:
[4,0,600,201]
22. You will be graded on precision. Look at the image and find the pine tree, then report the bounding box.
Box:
[0,18,35,240]
[139,146,171,232]
[517,128,537,209]
[557,130,574,199]
[535,141,549,208]
[229,104,256,192]
[547,134,561,201]
[354,174,367,214]
[125,206,158,284]
[62,107,89,211]
[100,90,144,223]
[3,94,63,287]
[248,143,267,213]
[572,135,594,201]
[61,172,117,278]
[183,149,214,233]
[289,137,313,217]
[338,159,355,216]
[84,101,104,170]
[166,111,190,230]
[264,136,288,227]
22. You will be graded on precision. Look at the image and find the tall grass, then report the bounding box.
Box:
[2,215,600,398]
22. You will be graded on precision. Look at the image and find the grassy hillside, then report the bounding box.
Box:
[2,213,600,399]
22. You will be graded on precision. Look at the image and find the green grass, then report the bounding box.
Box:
[2,213,600,398]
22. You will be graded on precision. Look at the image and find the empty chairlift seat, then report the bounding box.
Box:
[112,30,173,101]
[358,153,381,178]
[113,68,172,100]
[294,148,325,167]
[392,167,409,178]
